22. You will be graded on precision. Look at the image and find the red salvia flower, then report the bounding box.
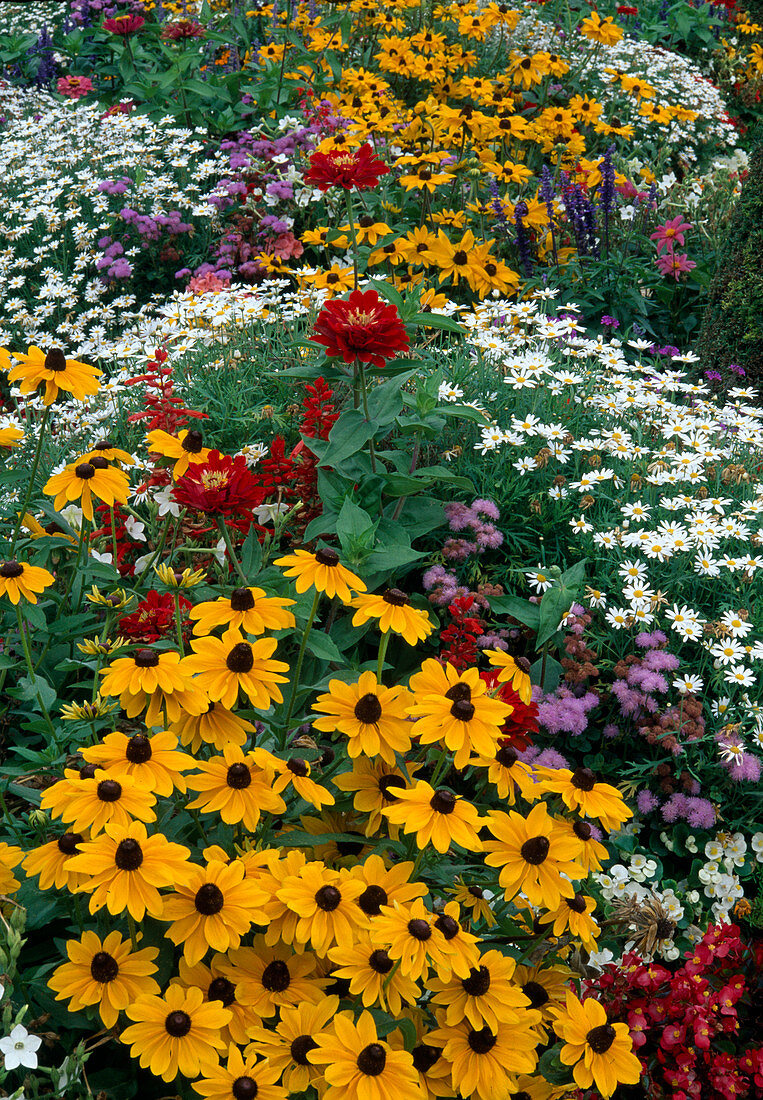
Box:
[172,450,265,522]
[126,353,208,436]
[482,670,538,750]
[300,377,339,440]
[439,595,485,671]
[312,288,409,369]
[304,143,390,192]
[103,14,145,35]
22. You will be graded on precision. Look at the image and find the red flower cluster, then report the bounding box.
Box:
[583,924,763,1100]
[439,595,485,670]
[304,143,389,192]
[172,451,265,525]
[120,590,190,643]
[126,349,208,435]
[103,14,145,35]
[481,667,538,750]
[313,288,409,369]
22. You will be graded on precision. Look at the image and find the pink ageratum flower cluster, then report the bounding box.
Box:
[442,499,503,561]
[650,215,696,280]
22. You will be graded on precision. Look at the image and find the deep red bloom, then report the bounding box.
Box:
[482,668,538,749]
[161,19,205,39]
[103,14,145,35]
[616,5,638,13]
[120,589,189,643]
[126,356,208,435]
[172,450,265,520]
[304,143,389,192]
[313,288,409,369]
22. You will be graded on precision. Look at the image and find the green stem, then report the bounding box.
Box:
[215,515,249,585]
[377,630,391,683]
[345,192,360,292]
[127,913,139,952]
[174,592,185,655]
[282,588,321,739]
[14,603,57,740]
[109,505,119,568]
[9,405,51,554]
[133,510,175,589]
[357,360,377,475]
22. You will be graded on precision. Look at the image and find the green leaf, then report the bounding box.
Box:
[16,675,57,712]
[364,278,406,311]
[536,587,569,647]
[440,404,490,424]
[366,372,416,425]
[489,595,541,630]
[336,498,376,557]
[531,654,563,693]
[560,559,587,590]
[239,525,263,579]
[305,632,344,663]
[319,409,377,469]
[410,311,465,335]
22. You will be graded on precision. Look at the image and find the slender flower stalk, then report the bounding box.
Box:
[215,516,249,586]
[9,406,51,553]
[282,588,321,738]
[14,603,57,739]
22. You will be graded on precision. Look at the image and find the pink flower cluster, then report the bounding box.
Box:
[442,499,503,561]
[650,215,697,280]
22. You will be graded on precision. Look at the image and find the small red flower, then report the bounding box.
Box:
[103,14,146,35]
[120,590,189,643]
[172,450,265,520]
[304,143,389,192]
[312,288,409,369]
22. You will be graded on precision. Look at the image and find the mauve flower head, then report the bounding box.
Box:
[521,746,571,770]
[445,502,473,532]
[603,723,620,739]
[661,794,686,822]
[726,754,761,783]
[643,649,680,673]
[443,538,477,562]
[472,498,500,521]
[636,790,659,813]
[685,798,717,828]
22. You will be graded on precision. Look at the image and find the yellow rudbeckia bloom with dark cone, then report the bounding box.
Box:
[380,780,483,854]
[0,559,54,604]
[553,992,642,1098]
[334,758,420,836]
[40,770,157,836]
[483,802,585,908]
[429,1010,541,1098]
[185,743,286,830]
[274,546,367,603]
[3,345,102,405]
[536,766,633,832]
[446,881,497,929]
[160,857,270,966]
[558,818,609,874]
[80,438,136,466]
[145,427,210,479]
[80,730,193,796]
[245,997,339,1095]
[190,585,295,636]
[44,457,130,523]
[193,1042,288,1100]
[276,862,367,955]
[121,984,230,1083]
[0,420,23,447]
[514,963,573,1028]
[226,938,324,1018]
[48,930,160,1029]
[175,955,258,1047]
[538,893,600,952]
[312,671,413,765]
[99,646,207,727]
[347,853,428,920]
[428,948,531,1032]
[0,842,23,896]
[469,742,538,805]
[327,932,421,1014]
[22,831,89,892]
[182,628,289,711]
[485,648,533,704]
[253,748,335,809]
[169,701,256,753]
[66,819,193,920]
[369,898,453,982]
[350,587,434,645]
[407,661,512,769]
[308,1009,426,1100]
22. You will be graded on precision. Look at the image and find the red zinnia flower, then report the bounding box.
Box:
[161,19,205,39]
[103,14,145,35]
[481,669,538,750]
[172,450,265,520]
[312,288,409,369]
[304,143,389,192]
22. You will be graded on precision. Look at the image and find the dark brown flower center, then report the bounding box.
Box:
[450,698,475,721]
[79,763,98,779]
[454,250,468,265]
[231,1078,257,1100]
[378,774,405,801]
[358,884,388,915]
[445,682,471,704]
[407,918,431,941]
[520,836,550,865]
[382,587,410,606]
[496,744,518,767]
[516,656,531,673]
[368,948,394,974]
[261,959,290,992]
[195,882,225,915]
[573,821,592,841]
[512,1093,532,1100]
[125,734,152,763]
[287,757,309,777]
[291,1034,317,1064]
[522,980,549,1008]
[181,430,204,453]
[412,1043,441,1073]
[462,965,491,997]
[97,779,122,802]
[90,456,109,470]
[357,1043,386,1076]
[354,693,382,723]
[165,1010,192,1037]
[0,561,23,578]
[655,918,676,939]
[93,440,112,451]
[467,1027,496,1054]
[571,767,596,791]
[485,263,497,276]
[434,913,459,939]
[567,893,587,914]
[468,885,484,898]
[230,587,255,611]
[429,789,457,815]
[586,1023,616,1054]
[358,215,375,227]
[75,462,96,480]
[314,547,339,566]
[226,642,254,673]
[45,348,67,371]
[208,977,236,1006]
[315,884,341,911]
[57,832,83,855]
[226,763,252,789]
[90,951,119,983]
[114,838,144,870]
[134,648,159,668]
